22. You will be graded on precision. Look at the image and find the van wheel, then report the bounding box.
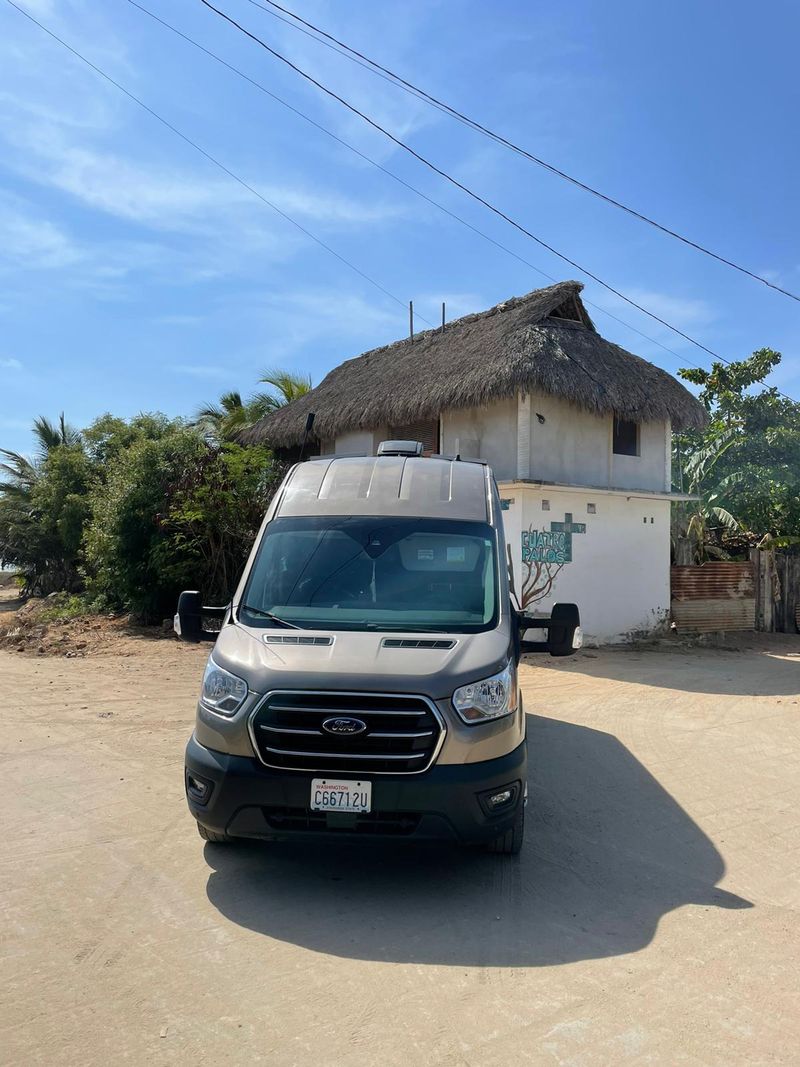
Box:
[486,803,524,855]
[197,822,231,844]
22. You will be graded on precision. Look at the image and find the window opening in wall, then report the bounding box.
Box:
[613,417,639,456]
[587,503,596,514]
[541,499,550,511]
[389,419,439,454]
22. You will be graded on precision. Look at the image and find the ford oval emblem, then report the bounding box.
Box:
[322,716,367,736]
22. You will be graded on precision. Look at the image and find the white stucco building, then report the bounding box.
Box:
[248,281,705,642]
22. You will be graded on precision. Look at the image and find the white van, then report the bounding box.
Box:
[176,442,581,854]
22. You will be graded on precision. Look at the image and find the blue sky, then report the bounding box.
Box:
[1,0,798,455]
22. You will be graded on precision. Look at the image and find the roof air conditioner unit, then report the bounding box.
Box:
[377,440,424,457]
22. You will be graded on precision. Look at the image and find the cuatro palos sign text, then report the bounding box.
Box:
[521,513,586,565]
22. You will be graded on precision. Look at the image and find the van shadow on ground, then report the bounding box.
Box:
[532,637,800,697]
[204,714,751,967]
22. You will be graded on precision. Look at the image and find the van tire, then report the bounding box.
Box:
[487,803,524,855]
[196,822,231,844]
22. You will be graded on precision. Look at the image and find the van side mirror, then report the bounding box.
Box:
[519,602,582,657]
[174,590,227,643]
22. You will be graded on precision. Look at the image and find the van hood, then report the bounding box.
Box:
[210,621,511,701]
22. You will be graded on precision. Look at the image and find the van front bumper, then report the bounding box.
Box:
[185,734,527,846]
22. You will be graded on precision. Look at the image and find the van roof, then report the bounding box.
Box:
[275,454,491,523]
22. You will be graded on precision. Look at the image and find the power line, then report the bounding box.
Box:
[3,0,434,329]
[6,0,795,406]
[198,0,799,406]
[132,0,799,408]
[197,0,764,370]
[244,0,800,305]
[124,0,709,373]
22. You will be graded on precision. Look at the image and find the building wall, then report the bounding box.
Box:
[437,393,669,492]
[611,418,671,491]
[525,393,610,486]
[521,393,669,491]
[440,398,518,478]
[329,395,671,495]
[327,426,388,456]
[499,484,671,643]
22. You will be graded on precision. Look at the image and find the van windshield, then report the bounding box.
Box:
[240,515,498,633]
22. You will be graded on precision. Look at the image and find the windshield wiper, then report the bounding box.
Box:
[241,605,302,629]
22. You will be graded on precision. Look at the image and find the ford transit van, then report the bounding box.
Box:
[176,441,581,854]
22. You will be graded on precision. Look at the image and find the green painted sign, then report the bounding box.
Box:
[521,512,586,565]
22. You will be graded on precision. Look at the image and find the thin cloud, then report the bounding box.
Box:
[169,364,229,378]
[258,0,440,160]
[0,196,83,270]
[155,315,204,327]
[221,287,408,363]
[0,357,23,370]
[3,121,404,236]
[588,287,717,348]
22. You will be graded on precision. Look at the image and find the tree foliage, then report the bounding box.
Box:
[675,348,800,549]
[0,415,88,593]
[82,427,284,620]
[83,425,204,620]
[195,369,312,443]
[0,368,303,615]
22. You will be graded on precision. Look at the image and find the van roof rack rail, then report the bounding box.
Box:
[429,453,489,466]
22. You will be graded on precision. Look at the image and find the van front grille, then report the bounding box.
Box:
[249,691,444,774]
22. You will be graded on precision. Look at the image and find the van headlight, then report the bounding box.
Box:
[452,662,518,724]
[200,657,248,716]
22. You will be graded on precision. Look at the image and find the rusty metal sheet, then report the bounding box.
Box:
[671,598,756,633]
[671,562,754,601]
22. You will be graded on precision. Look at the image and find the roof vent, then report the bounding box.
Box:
[263,634,333,646]
[377,440,423,457]
[382,638,456,650]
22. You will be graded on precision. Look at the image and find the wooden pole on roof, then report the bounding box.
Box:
[441,302,446,333]
[409,300,414,342]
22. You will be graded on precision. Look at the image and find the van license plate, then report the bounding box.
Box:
[310,779,372,813]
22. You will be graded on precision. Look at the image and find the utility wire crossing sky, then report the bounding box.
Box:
[244,0,800,305]
[0,0,797,453]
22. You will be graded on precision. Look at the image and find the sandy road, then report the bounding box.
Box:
[1,636,800,1065]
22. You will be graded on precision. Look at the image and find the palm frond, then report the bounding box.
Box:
[194,403,225,423]
[219,391,245,413]
[30,413,80,460]
[258,367,312,406]
[710,506,740,532]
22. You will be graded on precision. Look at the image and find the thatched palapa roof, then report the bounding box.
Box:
[244,281,706,447]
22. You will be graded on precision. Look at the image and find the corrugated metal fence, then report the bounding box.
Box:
[671,562,755,633]
[671,551,800,634]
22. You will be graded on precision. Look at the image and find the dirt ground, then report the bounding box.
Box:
[2,618,800,1065]
[0,587,176,657]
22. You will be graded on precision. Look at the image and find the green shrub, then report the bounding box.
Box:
[83,430,284,621]
[83,428,206,621]
[38,592,92,622]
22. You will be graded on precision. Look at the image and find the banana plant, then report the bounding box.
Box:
[674,430,743,562]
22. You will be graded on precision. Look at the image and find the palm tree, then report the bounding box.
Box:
[256,368,312,412]
[194,391,254,443]
[196,369,312,444]
[0,413,80,498]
